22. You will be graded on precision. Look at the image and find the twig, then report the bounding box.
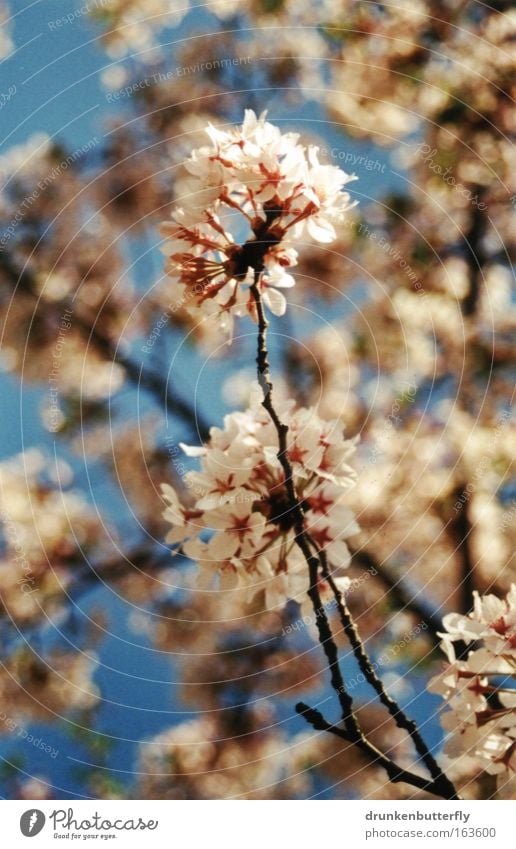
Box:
[249,269,459,800]
[296,702,448,796]
[249,272,357,732]
[316,545,458,799]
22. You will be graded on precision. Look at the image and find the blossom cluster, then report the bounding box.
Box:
[160,110,356,337]
[428,586,516,778]
[138,711,315,800]
[161,398,359,609]
[94,0,189,58]
[0,450,108,624]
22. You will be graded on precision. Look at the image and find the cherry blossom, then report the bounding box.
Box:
[138,711,315,799]
[161,397,359,608]
[428,586,516,779]
[160,111,356,336]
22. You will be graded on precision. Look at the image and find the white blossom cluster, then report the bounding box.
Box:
[160,110,356,337]
[95,0,190,58]
[161,399,359,609]
[429,586,516,778]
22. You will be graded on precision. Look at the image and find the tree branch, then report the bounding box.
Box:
[0,252,209,439]
[350,547,443,640]
[462,186,487,318]
[295,702,446,796]
[448,484,476,616]
[72,310,210,440]
[249,270,459,800]
[315,545,457,797]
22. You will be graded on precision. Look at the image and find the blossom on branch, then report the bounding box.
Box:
[161,398,359,608]
[160,110,356,337]
[428,585,516,779]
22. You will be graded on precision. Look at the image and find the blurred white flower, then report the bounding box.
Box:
[428,586,516,779]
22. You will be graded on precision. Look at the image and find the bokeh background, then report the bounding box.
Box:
[0,0,514,800]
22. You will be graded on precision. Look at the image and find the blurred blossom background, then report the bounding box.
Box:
[0,0,514,800]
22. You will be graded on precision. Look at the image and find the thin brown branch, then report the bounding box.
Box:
[296,702,448,797]
[249,270,459,800]
[249,270,358,734]
[316,545,458,797]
